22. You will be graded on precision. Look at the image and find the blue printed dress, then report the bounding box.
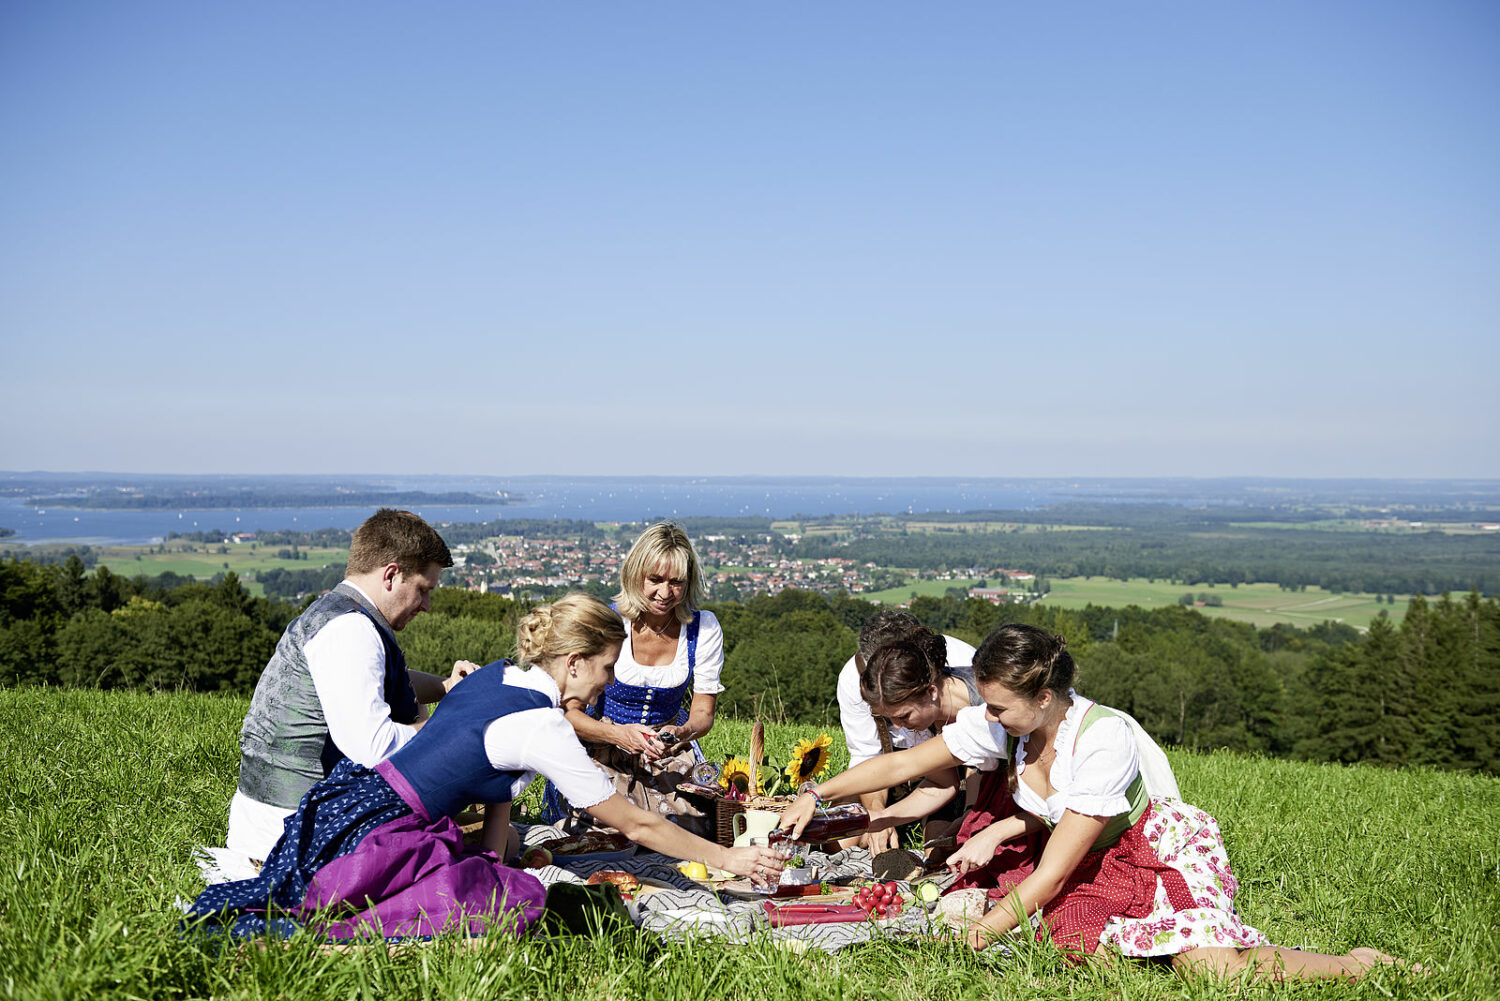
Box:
[187,666,612,940]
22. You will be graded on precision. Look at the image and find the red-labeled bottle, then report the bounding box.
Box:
[769,803,870,845]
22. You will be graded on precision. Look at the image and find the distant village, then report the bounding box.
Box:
[437,530,1042,607]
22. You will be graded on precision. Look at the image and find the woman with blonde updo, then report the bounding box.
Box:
[188,593,783,943]
[779,624,1407,981]
[543,523,725,836]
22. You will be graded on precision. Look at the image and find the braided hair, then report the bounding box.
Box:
[515,593,625,666]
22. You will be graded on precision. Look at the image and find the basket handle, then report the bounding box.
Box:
[749,721,764,796]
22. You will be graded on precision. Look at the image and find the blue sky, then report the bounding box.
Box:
[2,2,1496,478]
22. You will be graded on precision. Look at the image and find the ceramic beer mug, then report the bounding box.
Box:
[731,809,781,848]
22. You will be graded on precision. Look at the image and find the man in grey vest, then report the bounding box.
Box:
[227,508,462,860]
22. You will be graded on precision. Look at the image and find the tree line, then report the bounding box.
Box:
[787,521,1498,596]
[2,555,1495,775]
[0,556,294,692]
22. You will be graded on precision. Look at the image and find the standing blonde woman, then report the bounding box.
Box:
[542,523,723,837]
[187,593,780,941]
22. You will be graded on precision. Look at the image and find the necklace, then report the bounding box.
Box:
[1024,728,1059,769]
[637,616,676,638]
[1023,697,1072,769]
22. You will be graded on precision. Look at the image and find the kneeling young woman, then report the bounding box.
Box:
[778,623,1407,981]
[187,593,782,941]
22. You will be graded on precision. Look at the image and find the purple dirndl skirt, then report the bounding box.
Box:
[188,759,546,940]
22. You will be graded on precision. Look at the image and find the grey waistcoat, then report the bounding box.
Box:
[236,582,419,809]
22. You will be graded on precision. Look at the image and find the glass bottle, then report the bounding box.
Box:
[768,803,870,845]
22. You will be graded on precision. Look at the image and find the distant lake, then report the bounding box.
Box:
[0,476,1102,545]
[3,477,1064,545]
[3,475,1495,546]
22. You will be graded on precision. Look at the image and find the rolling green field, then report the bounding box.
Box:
[859,575,1402,631]
[87,544,348,596]
[892,522,1110,535]
[1,687,1491,1000]
[1036,577,1405,631]
[858,578,982,605]
[1230,520,1500,535]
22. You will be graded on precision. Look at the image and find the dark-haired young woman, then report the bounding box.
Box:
[779,624,1406,981]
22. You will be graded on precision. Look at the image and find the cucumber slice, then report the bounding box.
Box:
[915,881,941,903]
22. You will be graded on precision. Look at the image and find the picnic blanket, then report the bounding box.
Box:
[517,824,954,953]
[193,827,965,953]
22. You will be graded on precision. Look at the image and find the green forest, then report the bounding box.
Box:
[2,553,1495,775]
[787,510,1499,596]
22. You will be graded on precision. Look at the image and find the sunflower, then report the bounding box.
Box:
[720,756,762,796]
[784,733,834,785]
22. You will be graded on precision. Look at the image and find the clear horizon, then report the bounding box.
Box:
[3,2,1496,478]
[7,471,1500,485]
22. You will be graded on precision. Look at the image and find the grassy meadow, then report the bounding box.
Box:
[88,543,348,597]
[1037,578,1405,631]
[1,687,1494,1000]
[858,576,1404,632]
[857,578,983,606]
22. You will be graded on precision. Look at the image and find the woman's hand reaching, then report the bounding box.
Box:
[719,844,786,888]
[776,792,819,841]
[966,921,999,951]
[446,659,482,693]
[946,822,1007,876]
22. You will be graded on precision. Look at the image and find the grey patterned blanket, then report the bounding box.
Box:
[519,824,962,953]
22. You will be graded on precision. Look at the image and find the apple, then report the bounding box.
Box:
[520,846,553,869]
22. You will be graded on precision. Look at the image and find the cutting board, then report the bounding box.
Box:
[762,901,868,926]
[712,880,860,901]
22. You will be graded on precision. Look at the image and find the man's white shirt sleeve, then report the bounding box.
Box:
[305,612,417,767]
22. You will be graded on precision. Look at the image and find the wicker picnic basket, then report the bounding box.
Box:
[711,794,797,845]
[706,721,796,845]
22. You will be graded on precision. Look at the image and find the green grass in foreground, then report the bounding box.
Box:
[1,687,1494,1000]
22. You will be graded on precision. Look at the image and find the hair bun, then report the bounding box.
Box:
[515,605,555,664]
[512,593,626,667]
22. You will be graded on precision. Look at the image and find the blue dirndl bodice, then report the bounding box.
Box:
[586,611,700,727]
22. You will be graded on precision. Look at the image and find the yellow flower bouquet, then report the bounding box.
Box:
[715,731,834,801]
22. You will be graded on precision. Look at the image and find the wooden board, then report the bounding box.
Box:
[712,880,861,901]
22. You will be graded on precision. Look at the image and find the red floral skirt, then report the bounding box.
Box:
[948,769,1267,956]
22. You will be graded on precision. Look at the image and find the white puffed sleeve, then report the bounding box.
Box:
[483,709,615,809]
[689,610,725,695]
[1062,715,1138,818]
[939,705,1007,771]
[837,657,886,767]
